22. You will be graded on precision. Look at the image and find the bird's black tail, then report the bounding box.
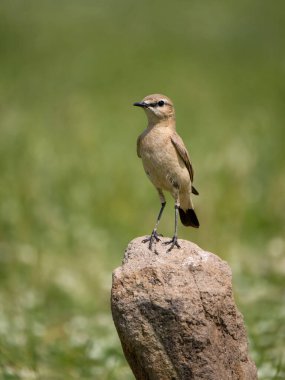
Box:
[179,208,200,228]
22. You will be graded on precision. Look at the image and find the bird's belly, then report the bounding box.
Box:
[141,149,189,192]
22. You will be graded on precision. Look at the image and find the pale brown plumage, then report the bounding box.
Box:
[134,94,199,252]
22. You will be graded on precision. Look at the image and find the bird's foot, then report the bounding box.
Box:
[142,231,162,250]
[163,236,181,252]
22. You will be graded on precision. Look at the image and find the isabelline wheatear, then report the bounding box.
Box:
[134,94,199,252]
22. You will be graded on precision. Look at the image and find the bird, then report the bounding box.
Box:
[134,93,199,252]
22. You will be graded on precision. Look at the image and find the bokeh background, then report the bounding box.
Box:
[1,1,285,379]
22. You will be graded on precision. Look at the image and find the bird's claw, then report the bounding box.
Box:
[163,236,181,252]
[142,231,162,250]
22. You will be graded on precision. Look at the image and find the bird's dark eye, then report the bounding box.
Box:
[157,100,165,107]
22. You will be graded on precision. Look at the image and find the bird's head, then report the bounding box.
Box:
[133,94,175,124]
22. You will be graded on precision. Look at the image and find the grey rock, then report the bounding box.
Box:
[111,237,258,380]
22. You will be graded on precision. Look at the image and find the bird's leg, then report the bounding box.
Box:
[164,199,181,252]
[143,190,166,250]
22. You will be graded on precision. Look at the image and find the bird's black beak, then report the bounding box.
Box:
[133,101,148,108]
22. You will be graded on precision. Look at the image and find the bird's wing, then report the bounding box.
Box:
[171,132,194,182]
[136,135,142,158]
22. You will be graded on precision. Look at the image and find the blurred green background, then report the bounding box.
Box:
[0,0,284,379]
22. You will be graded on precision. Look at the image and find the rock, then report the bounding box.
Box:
[111,237,258,380]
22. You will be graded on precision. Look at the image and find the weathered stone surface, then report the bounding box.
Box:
[111,237,258,380]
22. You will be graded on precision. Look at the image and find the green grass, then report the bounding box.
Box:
[0,0,285,378]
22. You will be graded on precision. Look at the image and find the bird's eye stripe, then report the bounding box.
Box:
[147,100,167,107]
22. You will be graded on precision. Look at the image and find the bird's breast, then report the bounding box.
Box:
[140,131,172,166]
[139,129,189,192]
